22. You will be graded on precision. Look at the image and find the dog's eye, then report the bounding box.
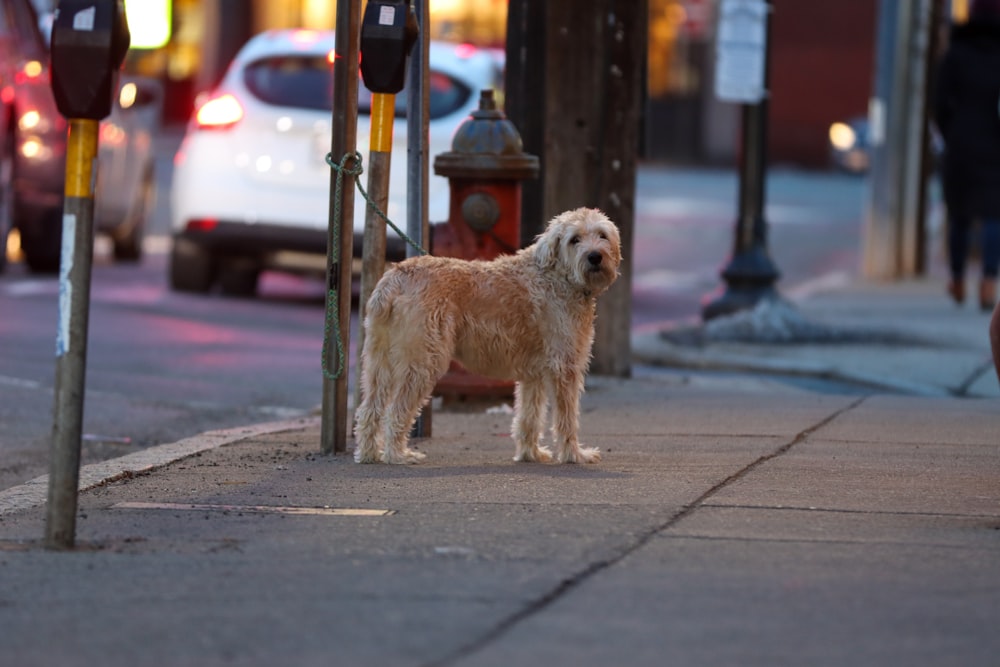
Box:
[569,236,580,245]
[599,232,607,240]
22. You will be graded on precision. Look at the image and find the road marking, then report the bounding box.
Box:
[0,374,44,390]
[637,197,840,225]
[112,502,395,517]
[2,280,56,297]
[0,416,321,516]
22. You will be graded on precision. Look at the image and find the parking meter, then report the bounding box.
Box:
[360,0,418,94]
[44,0,129,550]
[50,0,130,120]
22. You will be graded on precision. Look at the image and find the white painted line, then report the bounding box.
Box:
[112,502,394,517]
[0,416,321,517]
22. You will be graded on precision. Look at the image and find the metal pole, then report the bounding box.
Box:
[407,0,431,437]
[45,118,99,549]
[320,0,361,455]
[354,93,395,410]
[702,0,780,320]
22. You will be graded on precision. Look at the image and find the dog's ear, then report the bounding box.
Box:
[533,229,561,269]
[605,222,623,266]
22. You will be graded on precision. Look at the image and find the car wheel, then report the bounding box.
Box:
[112,166,154,262]
[0,136,12,275]
[169,237,215,293]
[218,258,260,298]
[21,209,62,274]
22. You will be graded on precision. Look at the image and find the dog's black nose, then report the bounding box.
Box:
[587,251,603,266]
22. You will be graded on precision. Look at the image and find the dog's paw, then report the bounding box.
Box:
[513,445,554,463]
[559,445,602,464]
[383,447,426,464]
[354,447,383,464]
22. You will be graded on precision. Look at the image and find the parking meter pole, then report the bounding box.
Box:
[320,0,361,455]
[44,0,129,549]
[45,119,99,549]
[345,0,418,445]
[354,92,395,411]
[407,0,431,438]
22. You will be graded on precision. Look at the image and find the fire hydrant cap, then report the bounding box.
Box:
[434,89,539,180]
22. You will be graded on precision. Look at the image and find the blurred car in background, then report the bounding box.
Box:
[0,0,161,273]
[828,114,943,175]
[828,116,871,174]
[169,29,502,296]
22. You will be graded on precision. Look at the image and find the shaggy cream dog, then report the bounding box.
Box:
[353,207,621,464]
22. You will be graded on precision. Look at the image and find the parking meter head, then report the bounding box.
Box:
[360,0,418,94]
[50,0,130,120]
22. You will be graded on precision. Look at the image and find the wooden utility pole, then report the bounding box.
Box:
[538,0,646,376]
[504,0,548,248]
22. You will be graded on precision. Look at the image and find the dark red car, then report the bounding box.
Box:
[0,0,161,273]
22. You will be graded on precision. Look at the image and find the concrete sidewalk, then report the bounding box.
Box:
[0,278,998,666]
[636,277,1000,398]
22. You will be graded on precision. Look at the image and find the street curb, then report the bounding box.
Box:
[631,331,952,397]
[0,416,320,517]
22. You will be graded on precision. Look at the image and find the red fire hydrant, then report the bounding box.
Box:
[431,88,539,401]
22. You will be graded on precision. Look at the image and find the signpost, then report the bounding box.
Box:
[702,0,782,320]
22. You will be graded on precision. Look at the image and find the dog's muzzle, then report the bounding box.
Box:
[587,251,603,270]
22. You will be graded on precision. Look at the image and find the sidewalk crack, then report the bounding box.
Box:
[423,396,867,667]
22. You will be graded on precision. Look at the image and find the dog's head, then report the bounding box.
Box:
[533,208,621,295]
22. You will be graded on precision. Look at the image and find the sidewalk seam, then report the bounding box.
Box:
[422,396,868,667]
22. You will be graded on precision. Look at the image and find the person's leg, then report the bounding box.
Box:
[948,213,971,303]
[990,300,1000,385]
[979,219,1000,310]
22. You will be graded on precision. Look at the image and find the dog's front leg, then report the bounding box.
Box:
[551,372,601,464]
[511,380,553,462]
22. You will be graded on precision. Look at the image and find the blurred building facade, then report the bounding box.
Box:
[121,0,888,170]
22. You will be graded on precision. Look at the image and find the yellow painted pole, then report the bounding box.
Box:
[369,93,395,153]
[45,117,100,549]
[355,92,396,409]
[64,119,99,197]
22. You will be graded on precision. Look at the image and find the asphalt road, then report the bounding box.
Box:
[0,127,885,492]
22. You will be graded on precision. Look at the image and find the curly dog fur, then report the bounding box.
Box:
[353,207,622,464]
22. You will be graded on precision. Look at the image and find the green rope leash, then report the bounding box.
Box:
[320,151,361,381]
[321,151,430,381]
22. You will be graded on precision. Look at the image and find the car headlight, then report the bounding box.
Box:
[828,122,857,151]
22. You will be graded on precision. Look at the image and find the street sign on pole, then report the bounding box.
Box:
[714,0,769,104]
[703,0,781,321]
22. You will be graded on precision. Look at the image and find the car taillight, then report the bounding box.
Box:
[186,219,219,232]
[195,94,243,129]
[454,43,478,59]
[15,60,45,84]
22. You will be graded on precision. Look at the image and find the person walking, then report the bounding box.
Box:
[991,302,1000,383]
[933,0,1000,311]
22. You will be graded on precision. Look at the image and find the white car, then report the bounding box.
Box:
[169,29,501,295]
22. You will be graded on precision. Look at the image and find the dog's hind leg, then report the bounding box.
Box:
[551,370,601,464]
[380,363,443,464]
[512,380,553,462]
[380,327,451,464]
[353,340,391,463]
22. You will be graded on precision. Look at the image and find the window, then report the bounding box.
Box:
[243,55,472,120]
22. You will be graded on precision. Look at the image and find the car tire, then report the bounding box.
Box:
[112,166,154,262]
[169,237,215,293]
[0,136,12,275]
[21,209,62,274]
[218,259,260,298]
